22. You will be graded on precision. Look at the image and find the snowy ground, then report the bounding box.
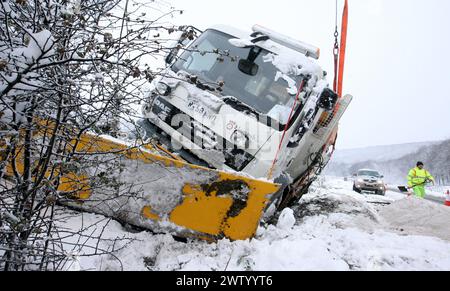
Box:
[384,183,449,202]
[59,176,450,271]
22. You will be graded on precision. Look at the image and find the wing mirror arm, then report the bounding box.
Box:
[165,26,202,64]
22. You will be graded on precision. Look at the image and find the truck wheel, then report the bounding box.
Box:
[353,185,361,194]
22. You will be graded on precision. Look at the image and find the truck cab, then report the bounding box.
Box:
[141,24,352,205]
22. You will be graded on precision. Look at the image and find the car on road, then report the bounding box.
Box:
[353,169,386,195]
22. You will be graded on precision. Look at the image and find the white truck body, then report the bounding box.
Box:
[141,24,352,191]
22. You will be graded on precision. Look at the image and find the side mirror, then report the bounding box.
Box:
[165,49,178,64]
[318,88,338,111]
[380,175,384,179]
[165,26,200,65]
[353,174,357,177]
[165,37,190,64]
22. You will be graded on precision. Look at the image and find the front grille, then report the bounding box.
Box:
[364,179,377,183]
[152,97,255,171]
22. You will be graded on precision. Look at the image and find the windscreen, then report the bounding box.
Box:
[172,29,302,118]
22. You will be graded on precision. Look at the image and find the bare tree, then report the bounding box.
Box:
[0,0,184,270]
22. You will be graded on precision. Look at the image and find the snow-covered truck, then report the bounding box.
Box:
[2,25,351,241]
[139,24,352,210]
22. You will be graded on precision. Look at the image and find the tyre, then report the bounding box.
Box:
[353,185,361,194]
[377,190,385,196]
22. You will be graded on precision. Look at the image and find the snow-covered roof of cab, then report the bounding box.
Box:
[208,24,320,60]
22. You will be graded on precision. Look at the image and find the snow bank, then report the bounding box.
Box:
[276,208,295,230]
[379,198,450,241]
[57,177,450,271]
[427,188,448,200]
[252,215,450,271]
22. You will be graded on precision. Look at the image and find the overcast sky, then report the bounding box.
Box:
[165,0,450,149]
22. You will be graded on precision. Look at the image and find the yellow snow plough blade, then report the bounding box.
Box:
[1,124,280,241]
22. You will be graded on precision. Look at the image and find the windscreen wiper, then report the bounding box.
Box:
[177,71,221,93]
[222,96,261,117]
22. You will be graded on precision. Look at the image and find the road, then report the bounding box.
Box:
[385,184,446,205]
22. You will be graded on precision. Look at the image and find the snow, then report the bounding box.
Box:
[312,79,329,95]
[252,25,320,60]
[191,148,226,168]
[426,187,448,200]
[0,29,54,97]
[94,73,104,81]
[164,30,184,50]
[0,101,29,124]
[12,30,55,65]
[262,47,323,80]
[266,83,323,126]
[1,1,11,13]
[267,104,292,125]
[56,176,450,271]
[229,38,254,48]
[226,33,326,100]
[182,82,225,112]
[276,208,295,230]
[56,135,227,238]
[61,0,81,16]
[216,26,327,101]
[274,71,298,95]
[379,198,450,241]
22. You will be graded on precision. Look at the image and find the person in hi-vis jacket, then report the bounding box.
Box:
[407,162,435,198]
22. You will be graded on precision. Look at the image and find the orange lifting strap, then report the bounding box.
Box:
[337,0,348,98]
[330,0,349,148]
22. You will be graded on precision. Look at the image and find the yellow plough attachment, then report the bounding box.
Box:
[1,125,280,241]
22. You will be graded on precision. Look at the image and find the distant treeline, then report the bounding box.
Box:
[326,139,450,185]
[435,174,450,186]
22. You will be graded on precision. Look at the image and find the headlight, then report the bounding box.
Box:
[155,82,171,96]
[230,130,250,149]
[357,179,364,183]
[377,180,383,184]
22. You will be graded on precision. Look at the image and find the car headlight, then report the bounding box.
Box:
[155,82,171,96]
[357,179,364,183]
[377,179,383,184]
